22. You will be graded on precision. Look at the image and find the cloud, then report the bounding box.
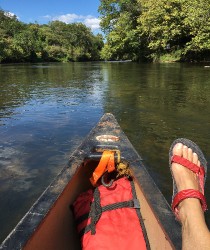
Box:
[84,17,100,30]
[44,13,101,31]
[53,13,84,23]
[4,11,19,20]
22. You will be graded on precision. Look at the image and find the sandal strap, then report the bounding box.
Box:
[171,155,206,194]
[172,189,208,217]
[171,155,205,176]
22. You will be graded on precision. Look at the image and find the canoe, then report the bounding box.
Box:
[0,113,182,250]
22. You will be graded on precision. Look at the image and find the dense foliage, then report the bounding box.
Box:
[0,9,104,63]
[1,0,210,63]
[99,0,144,61]
[99,0,210,62]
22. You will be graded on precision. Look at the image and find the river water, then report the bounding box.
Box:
[0,62,210,242]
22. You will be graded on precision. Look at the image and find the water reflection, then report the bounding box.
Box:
[0,62,210,242]
[101,62,210,226]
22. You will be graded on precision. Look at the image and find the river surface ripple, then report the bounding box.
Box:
[0,62,210,242]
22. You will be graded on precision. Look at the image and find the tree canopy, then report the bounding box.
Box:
[99,0,210,62]
[99,0,144,61]
[1,1,210,63]
[0,9,104,63]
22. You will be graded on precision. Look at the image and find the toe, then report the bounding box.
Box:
[183,145,188,159]
[188,148,193,162]
[192,152,198,165]
[172,143,183,156]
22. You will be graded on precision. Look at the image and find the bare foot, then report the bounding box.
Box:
[171,142,210,250]
[171,143,203,223]
[172,143,201,193]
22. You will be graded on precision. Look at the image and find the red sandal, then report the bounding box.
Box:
[169,138,208,220]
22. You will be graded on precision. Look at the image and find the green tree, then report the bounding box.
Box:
[0,9,24,62]
[138,0,187,56]
[182,0,210,60]
[0,8,103,63]
[138,0,210,61]
[0,10,24,37]
[99,0,145,61]
[42,21,103,61]
[12,24,43,61]
[91,34,104,60]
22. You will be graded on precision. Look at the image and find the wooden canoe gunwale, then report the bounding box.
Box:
[0,113,182,249]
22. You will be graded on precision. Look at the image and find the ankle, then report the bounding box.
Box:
[178,198,204,225]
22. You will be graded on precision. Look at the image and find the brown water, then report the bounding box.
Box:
[0,62,210,242]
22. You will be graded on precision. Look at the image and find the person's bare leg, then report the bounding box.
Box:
[172,143,210,250]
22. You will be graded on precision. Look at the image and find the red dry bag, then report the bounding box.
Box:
[73,177,148,250]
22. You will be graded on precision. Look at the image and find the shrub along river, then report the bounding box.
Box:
[0,61,210,242]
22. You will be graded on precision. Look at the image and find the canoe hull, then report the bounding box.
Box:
[0,113,181,250]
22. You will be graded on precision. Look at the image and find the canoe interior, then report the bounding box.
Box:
[0,113,182,250]
[23,160,97,250]
[24,162,176,250]
[23,159,173,250]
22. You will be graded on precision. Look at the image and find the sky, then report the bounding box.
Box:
[0,0,102,33]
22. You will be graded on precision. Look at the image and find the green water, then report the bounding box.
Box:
[0,62,210,242]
